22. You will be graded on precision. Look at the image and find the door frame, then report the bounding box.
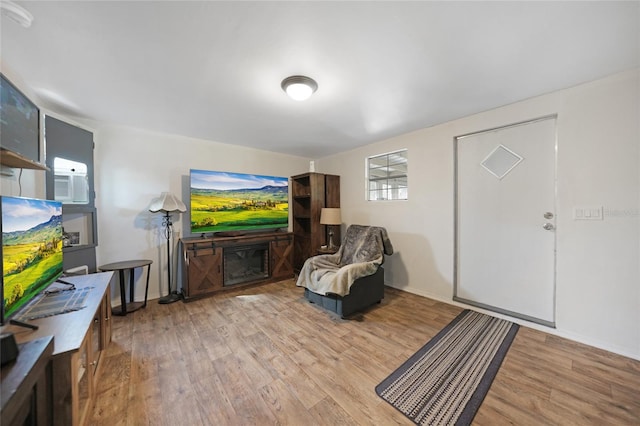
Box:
[453,114,558,327]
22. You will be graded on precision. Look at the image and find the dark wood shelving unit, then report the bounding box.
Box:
[291,172,340,271]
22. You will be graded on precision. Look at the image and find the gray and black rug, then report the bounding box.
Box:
[376,309,519,425]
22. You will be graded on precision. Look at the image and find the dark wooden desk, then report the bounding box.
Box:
[99,259,152,316]
[1,336,54,426]
[3,272,113,426]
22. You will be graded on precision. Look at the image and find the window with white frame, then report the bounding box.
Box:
[367,149,408,201]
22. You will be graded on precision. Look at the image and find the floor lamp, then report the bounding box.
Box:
[149,192,186,304]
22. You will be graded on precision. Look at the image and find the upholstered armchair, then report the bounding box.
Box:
[296,224,394,317]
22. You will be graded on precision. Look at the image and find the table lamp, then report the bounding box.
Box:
[320,207,341,249]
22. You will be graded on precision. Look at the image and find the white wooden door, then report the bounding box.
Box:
[455,116,557,326]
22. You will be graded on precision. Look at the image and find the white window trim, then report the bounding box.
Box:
[366,148,408,201]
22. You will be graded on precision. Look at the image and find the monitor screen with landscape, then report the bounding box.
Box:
[1,196,63,324]
[190,169,289,235]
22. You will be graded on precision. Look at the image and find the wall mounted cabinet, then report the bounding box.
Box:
[0,148,48,171]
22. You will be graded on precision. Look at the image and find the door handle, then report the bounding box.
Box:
[543,223,555,231]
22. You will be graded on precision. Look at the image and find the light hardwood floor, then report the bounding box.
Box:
[91,279,640,425]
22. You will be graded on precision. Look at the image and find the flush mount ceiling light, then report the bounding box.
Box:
[0,1,33,28]
[281,75,318,101]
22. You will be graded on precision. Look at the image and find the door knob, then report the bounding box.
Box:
[543,223,555,231]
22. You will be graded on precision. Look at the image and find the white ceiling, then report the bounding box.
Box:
[2,1,638,158]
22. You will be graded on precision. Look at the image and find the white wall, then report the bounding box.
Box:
[317,69,640,359]
[93,125,310,303]
[0,167,43,198]
[3,66,637,359]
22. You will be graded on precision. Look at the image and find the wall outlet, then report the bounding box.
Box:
[0,165,15,176]
[573,206,603,220]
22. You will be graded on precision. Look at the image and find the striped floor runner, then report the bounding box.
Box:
[375,309,519,425]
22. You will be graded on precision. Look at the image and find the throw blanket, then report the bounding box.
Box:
[296,225,394,297]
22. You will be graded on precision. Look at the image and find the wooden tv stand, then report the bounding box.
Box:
[2,272,114,426]
[181,231,294,301]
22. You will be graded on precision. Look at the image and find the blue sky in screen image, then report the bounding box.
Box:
[1,197,61,233]
[191,170,288,190]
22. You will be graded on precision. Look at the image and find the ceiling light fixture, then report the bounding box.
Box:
[281,75,318,101]
[1,1,33,28]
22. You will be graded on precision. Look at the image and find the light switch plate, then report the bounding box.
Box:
[574,206,603,220]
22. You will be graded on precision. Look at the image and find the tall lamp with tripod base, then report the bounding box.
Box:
[149,192,186,304]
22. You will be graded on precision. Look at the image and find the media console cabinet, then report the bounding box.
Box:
[180,231,294,300]
[2,272,114,426]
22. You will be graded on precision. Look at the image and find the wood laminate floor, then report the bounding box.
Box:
[91,279,640,425]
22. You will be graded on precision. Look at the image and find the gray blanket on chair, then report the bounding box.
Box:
[296,225,394,297]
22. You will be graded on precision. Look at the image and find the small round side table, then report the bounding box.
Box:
[99,259,152,316]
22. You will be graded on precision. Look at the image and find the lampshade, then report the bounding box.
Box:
[320,208,341,225]
[1,1,33,28]
[149,192,186,213]
[281,75,318,101]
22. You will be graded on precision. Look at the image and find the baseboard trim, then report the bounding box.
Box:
[386,283,640,362]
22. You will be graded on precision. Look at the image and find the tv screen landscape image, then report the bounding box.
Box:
[190,169,289,234]
[1,196,63,323]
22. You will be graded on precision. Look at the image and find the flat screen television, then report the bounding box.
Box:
[1,196,63,325]
[0,73,40,162]
[190,169,289,235]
